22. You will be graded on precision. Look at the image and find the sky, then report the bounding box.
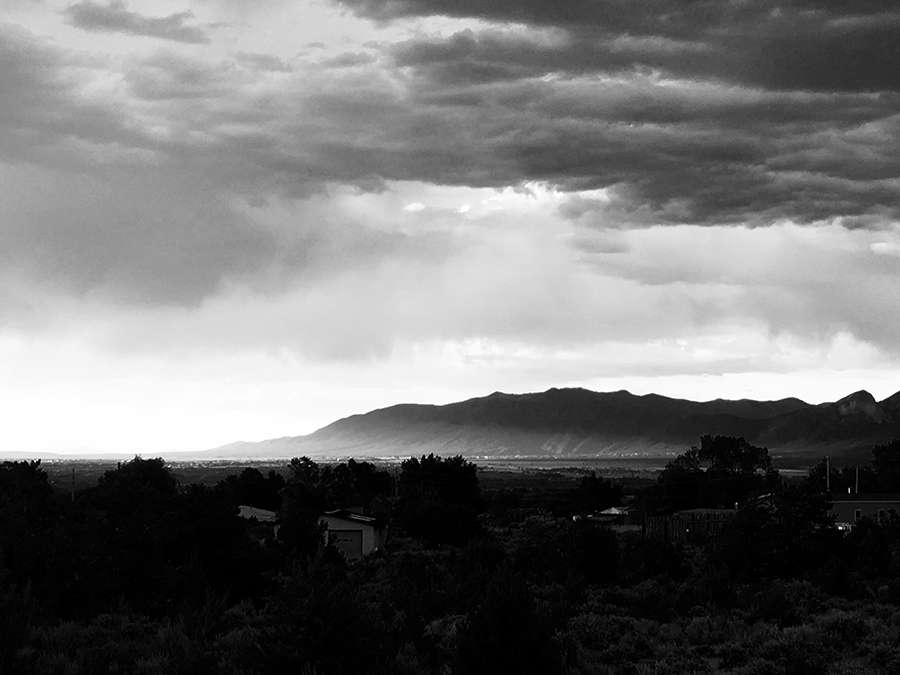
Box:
[1,0,900,455]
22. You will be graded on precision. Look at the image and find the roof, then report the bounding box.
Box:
[238,505,278,522]
[320,509,385,526]
[677,508,736,514]
[831,493,900,503]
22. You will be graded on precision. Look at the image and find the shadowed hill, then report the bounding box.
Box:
[755,390,900,454]
[193,387,900,461]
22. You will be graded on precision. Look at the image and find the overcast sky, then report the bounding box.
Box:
[2,0,900,455]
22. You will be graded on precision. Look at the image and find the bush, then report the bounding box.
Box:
[453,572,563,675]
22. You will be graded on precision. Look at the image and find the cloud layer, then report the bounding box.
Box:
[0,1,899,453]
[339,0,900,90]
[4,2,899,231]
[1,3,898,318]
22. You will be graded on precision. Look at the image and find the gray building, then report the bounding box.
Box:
[319,510,389,560]
[830,493,900,525]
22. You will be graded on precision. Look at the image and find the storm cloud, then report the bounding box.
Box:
[2,0,900,454]
[338,0,900,91]
[7,4,900,232]
[314,0,900,224]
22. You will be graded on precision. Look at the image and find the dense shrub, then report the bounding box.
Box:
[453,571,563,675]
[8,451,900,675]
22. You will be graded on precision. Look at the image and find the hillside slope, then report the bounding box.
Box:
[199,387,900,460]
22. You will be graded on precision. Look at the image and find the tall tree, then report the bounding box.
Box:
[217,467,285,511]
[871,439,900,491]
[320,458,392,511]
[647,436,779,511]
[397,455,483,546]
[399,454,480,507]
[0,460,54,519]
[572,472,623,514]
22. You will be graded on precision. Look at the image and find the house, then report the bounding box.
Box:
[319,509,388,560]
[238,504,281,543]
[645,508,736,544]
[239,505,278,522]
[830,493,900,526]
[574,506,633,526]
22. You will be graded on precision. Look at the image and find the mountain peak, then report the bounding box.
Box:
[837,390,876,403]
[880,390,900,410]
[835,390,887,423]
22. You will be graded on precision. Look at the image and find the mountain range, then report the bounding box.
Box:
[201,387,900,462]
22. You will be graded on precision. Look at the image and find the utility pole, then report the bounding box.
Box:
[391,466,400,499]
[826,456,830,491]
[71,467,76,503]
[855,465,859,494]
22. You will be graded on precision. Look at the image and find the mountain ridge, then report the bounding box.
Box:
[195,387,900,461]
[7,388,896,461]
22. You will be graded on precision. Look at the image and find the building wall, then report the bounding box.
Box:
[319,515,386,559]
[328,529,364,559]
[831,498,900,524]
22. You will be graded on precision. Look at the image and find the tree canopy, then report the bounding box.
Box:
[396,454,483,546]
[871,438,900,492]
[647,435,779,511]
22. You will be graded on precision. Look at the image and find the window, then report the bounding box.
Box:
[855,509,862,522]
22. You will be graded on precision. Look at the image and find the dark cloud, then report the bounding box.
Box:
[390,29,711,87]
[64,0,210,44]
[339,0,900,92]
[7,11,900,235]
[265,61,899,224]
[315,18,900,226]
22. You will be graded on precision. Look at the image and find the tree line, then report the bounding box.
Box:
[2,439,900,673]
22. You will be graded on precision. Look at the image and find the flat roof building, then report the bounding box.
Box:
[831,493,900,526]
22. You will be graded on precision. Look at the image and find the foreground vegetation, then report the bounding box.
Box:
[3,439,900,674]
